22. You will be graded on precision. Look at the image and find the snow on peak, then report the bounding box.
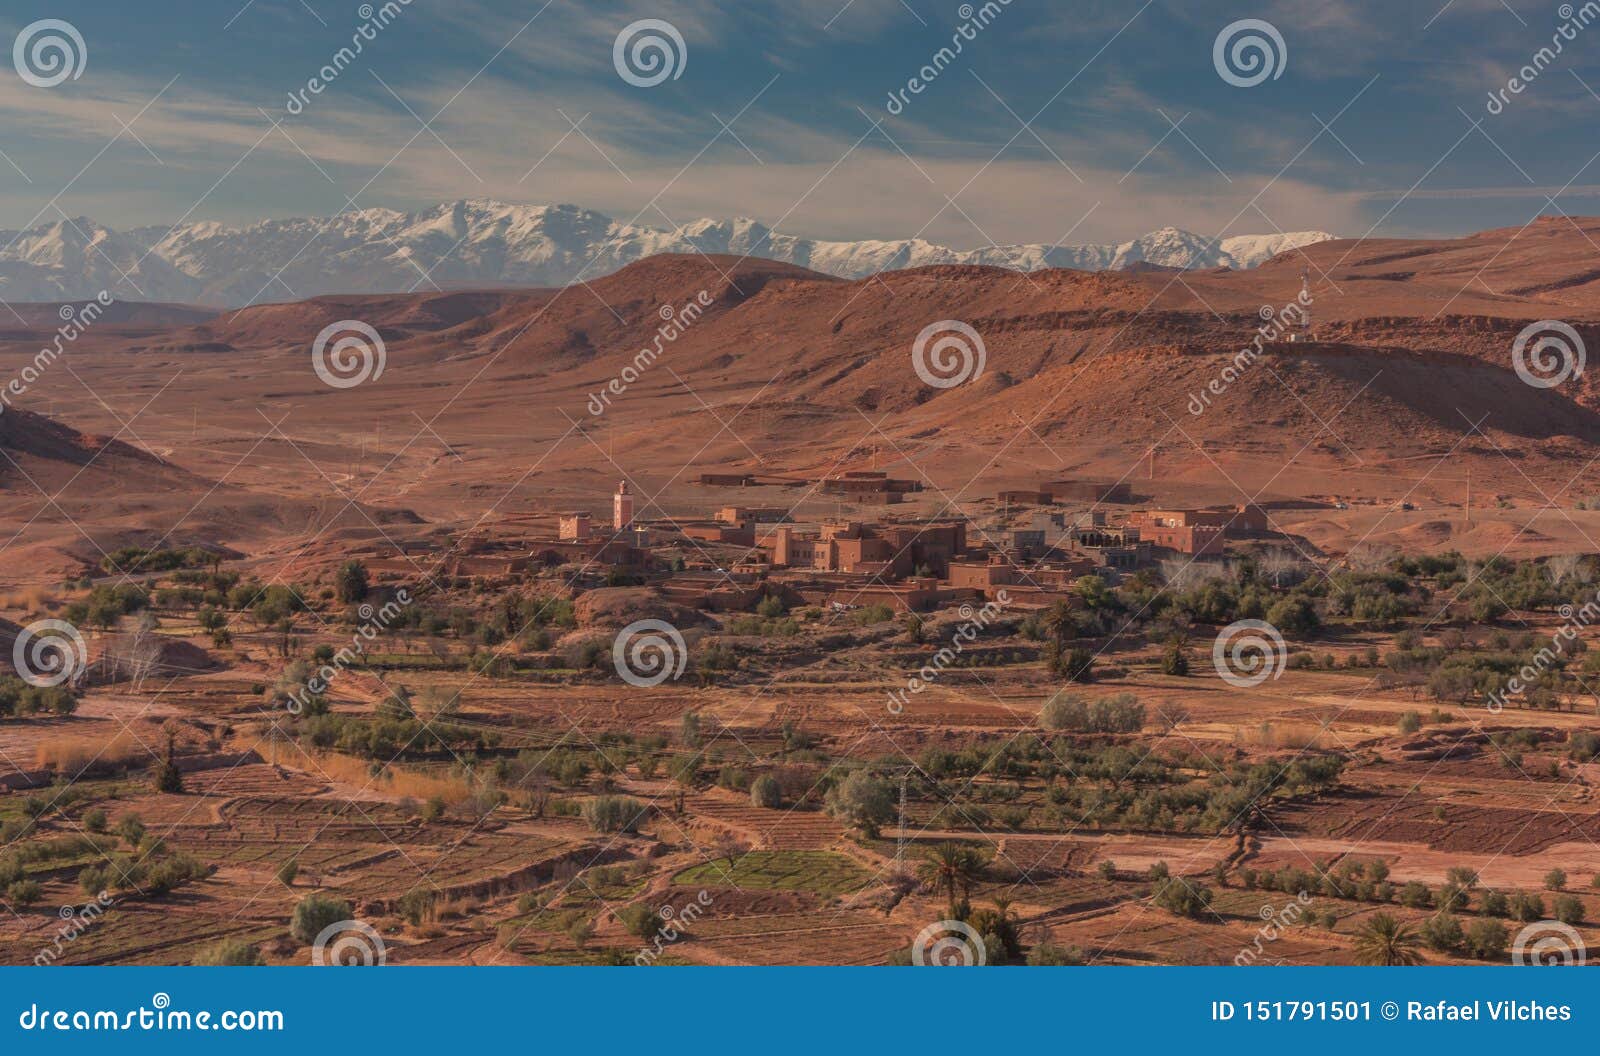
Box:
[0,199,1338,306]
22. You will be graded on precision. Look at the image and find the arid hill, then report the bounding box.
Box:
[2,220,1600,573]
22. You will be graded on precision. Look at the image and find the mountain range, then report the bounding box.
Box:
[0,199,1334,308]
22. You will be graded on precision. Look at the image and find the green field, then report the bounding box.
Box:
[672,851,873,898]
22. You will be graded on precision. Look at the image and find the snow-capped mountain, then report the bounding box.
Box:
[0,199,1336,307]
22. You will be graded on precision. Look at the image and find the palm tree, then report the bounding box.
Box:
[917,842,987,912]
[1041,601,1076,646]
[1352,912,1423,966]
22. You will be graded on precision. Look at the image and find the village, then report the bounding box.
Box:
[353,472,1272,618]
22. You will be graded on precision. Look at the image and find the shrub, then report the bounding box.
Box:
[82,808,107,833]
[1509,891,1546,923]
[193,939,265,966]
[1420,912,1463,953]
[290,893,353,945]
[617,903,659,939]
[823,771,895,839]
[1479,890,1509,917]
[1026,942,1084,966]
[1039,692,1143,733]
[1465,918,1509,960]
[1151,876,1211,919]
[1544,868,1567,892]
[1399,881,1433,909]
[276,858,299,887]
[1397,711,1421,735]
[336,561,369,603]
[750,774,782,809]
[582,795,648,834]
[6,879,42,906]
[115,816,145,848]
[1553,894,1585,926]
[398,888,435,926]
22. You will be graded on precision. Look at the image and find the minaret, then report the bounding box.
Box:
[613,480,634,530]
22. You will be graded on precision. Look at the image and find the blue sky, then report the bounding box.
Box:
[1,0,1598,246]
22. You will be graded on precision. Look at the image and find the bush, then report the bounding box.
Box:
[276,858,299,887]
[290,893,353,945]
[582,795,648,834]
[823,771,895,839]
[1039,692,1144,733]
[6,879,42,906]
[115,815,145,848]
[1044,644,1096,683]
[1151,876,1211,919]
[1397,711,1421,735]
[1509,891,1546,923]
[1399,881,1433,909]
[1479,890,1509,917]
[82,808,107,833]
[1465,918,1509,960]
[398,888,435,926]
[617,903,659,939]
[1544,868,1568,892]
[193,939,265,966]
[1553,894,1585,926]
[1026,941,1084,966]
[750,774,782,809]
[1420,912,1463,953]
[336,561,369,603]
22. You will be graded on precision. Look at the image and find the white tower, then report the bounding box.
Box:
[613,480,634,530]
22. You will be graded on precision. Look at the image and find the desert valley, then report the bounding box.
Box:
[1,214,1600,967]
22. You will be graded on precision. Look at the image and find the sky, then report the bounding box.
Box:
[0,0,1598,248]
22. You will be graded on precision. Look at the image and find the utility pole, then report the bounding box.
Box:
[896,768,910,868]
